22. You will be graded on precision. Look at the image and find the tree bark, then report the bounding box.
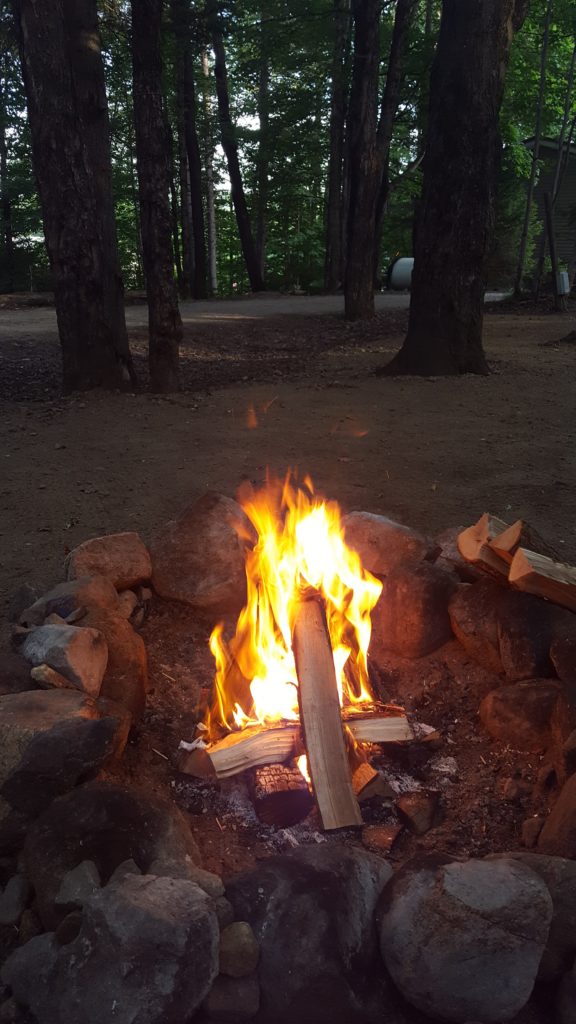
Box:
[182,49,208,299]
[514,0,553,296]
[207,0,264,292]
[0,57,15,293]
[324,0,350,292]
[344,0,381,320]
[382,0,529,375]
[12,0,134,391]
[201,50,218,293]
[373,0,420,285]
[255,5,270,282]
[132,0,182,392]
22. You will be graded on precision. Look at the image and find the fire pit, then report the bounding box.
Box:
[2,477,576,1024]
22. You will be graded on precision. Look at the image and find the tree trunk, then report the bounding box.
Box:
[0,59,15,293]
[201,50,218,294]
[324,0,350,292]
[182,49,208,299]
[513,0,553,296]
[12,0,134,391]
[382,0,529,375]
[344,0,381,320]
[373,0,420,284]
[255,5,270,281]
[132,0,182,392]
[174,45,195,297]
[207,0,265,292]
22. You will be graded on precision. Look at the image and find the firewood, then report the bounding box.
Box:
[457,513,510,578]
[488,520,560,564]
[292,595,362,830]
[204,723,302,779]
[509,548,576,613]
[250,763,314,827]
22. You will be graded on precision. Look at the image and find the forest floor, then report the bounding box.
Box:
[0,293,574,622]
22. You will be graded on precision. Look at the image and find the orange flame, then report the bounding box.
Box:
[206,473,382,739]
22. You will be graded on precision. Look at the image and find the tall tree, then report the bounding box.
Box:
[201,49,218,293]
[132,0,182,392]
[254,4,270,281]
[11,0,135,391]
[382,0,529,375]
[324,0,350,292]
[206,0,265,292]
[0,53,15,293]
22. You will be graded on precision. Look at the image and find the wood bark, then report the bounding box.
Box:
[250,764,313,827]
[384,0,529,375]
[344,0,381,320]
[207,0,264,292]
[509,549,576,613]
[132,0,182,392]
[254,6,270,282]
[324,0,350,292]
[12,0,134,391]
[201,50,218,294]
[514,0,553,296]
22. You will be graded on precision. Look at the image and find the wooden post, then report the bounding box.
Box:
[292,594,362,830]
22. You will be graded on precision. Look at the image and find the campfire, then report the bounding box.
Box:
[182,474,422,829]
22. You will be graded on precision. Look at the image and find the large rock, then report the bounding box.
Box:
[151,492,256,611]
[2,874,219,1024]
[489,852,576,981]
[204,974,260,1023]
[552,634,576,701]
[538,773,576,857]
[342,511,439,577]
[23,780,201,928]
[219,922,259,978]
[379,855,552,1023]
[79,608,148,718]
[449,578,504,675]
[0,691,129,854]
[226,844,391,1024]
[21,624,108,697]
[65,532,152,590]
[371,562,457,659]
[434,527,481,583]
[19,576,120,628]
[479,679,569,752]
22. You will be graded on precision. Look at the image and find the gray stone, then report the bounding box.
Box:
[54,860,100,912]
[379,855,552,1023]
[150,492,257,611]
[497,591,562,683]
[449,579,504,675]
[30,664,74,691]
[19,577,120,628]
[342,511,439,577]
[204,974,260,1023]
[55,911,82,946]
[226,844,392,1024]
[558,964,576,1024]
[0,996,21,1024]
[107,858,142,884]
[65,532,152,590]
[17,908,42,945]
[2,874,219,1024]
[489,852,576,982]
[219,922,259,978]
[21,624,108,697]
[0,875,30,926]
[434,527,481,583]
[149,857,224,898]
[0,690,130,855]
[214,896,235,929]
[479,679,569,752]
[371,562,457,659]
[23,780,201,929]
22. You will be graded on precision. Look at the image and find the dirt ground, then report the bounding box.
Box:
[1,297,576,881]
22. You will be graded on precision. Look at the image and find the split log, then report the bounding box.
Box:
[292,594,362,830]
[203,722,302,779]
[250,763,314,827]
[509,548,576,613]
[488,519,559,564]
[457,513,510,577]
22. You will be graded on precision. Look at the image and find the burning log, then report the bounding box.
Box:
[292,594,362,830]
[250,763,313,827]
[509,548,576,613]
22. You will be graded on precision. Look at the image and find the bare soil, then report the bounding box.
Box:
[1,298,575,881]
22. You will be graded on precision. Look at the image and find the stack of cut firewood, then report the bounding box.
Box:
[458,513,576,613]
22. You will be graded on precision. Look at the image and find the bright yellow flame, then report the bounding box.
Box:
[206,472,382,739]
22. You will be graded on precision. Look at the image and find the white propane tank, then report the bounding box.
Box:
[388,257,414,290]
